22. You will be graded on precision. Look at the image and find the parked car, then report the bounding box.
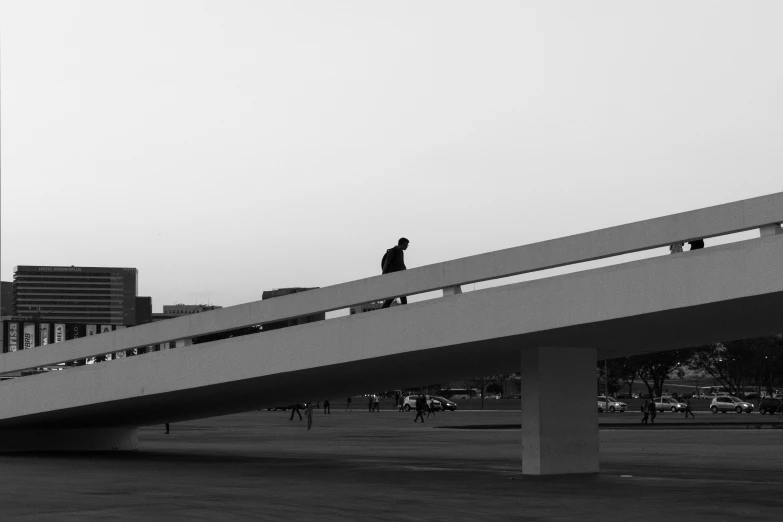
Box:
[597,396,627,413]
[758,397,782,415]
[432,396,457,411]
[654,397,687,412]
[710,396,754,413]
[402,395,442,412]
[504,394,522,400]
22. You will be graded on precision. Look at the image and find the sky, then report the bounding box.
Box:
[1,1,781,313]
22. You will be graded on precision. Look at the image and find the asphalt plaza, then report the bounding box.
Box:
[1,409,782,521]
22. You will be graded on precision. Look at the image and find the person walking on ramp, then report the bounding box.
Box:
[381,238,410,308]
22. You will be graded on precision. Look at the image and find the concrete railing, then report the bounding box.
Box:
[1,191,782,375]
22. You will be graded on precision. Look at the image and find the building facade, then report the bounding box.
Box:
[13,265,140,326]
[2,265,151,354]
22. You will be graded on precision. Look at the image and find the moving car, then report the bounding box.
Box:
[654,397,687,412]
[402,395,442,412]
[758,397,782,415]
[597,396,627,413]
[710,396,753,413]
[431,396,457,411]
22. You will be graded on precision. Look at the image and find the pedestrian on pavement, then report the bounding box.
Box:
[414,395,426,423]
[290,403,302,421]
[381,238,410,308]
[324,399,331,414]
[426,398,436,419]
[373,394,380,412]
[346,396,352,411]
[305,402,314,430]
[395,391,401,410]
[368,396,374,412]
[398,396,405,412]
[641,401,649,424]
[684,397,695,419]
[647,399,657,424]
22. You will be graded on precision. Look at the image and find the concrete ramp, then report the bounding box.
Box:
[1,192,781,472]
[1,235,781,430]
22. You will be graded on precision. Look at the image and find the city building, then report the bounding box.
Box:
[2,265,151,353]
[152,304,223,322]
[261,288,325,331]
[1,281,12,317]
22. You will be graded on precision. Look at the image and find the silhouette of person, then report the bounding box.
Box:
[305,402,314,430]
[647,400,657,424]
[641,401,649,424]
[373,394,380,412]
[346,396,352,411]
[684,398,695,419]
[290,404,302,421]
[323,399,331,414]
[414,395,426,423]
[165,423,170,434]
[381,238,410,308]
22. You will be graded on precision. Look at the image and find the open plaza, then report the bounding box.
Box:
[1,409,782,520]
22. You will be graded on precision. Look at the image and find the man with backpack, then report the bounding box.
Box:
[381,238,410,309]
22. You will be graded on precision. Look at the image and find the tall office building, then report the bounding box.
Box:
[12,265,140,326]
[2,266,154,354]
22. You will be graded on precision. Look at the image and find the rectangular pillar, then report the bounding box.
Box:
[521,346,598,475]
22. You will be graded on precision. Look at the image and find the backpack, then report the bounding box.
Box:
[381,248,396,271]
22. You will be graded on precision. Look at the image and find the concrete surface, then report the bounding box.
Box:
[1,410,782,521]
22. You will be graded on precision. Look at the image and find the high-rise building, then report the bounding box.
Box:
[12,265,140,326]
[2,266,154,354]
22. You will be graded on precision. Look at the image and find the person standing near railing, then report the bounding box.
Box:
[381,238,410,308]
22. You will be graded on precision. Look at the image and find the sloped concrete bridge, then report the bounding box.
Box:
[2,192,782,474]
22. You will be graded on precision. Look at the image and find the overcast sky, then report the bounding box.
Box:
[1,1,781,312]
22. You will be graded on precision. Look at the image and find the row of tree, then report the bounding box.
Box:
[600,335,783,397]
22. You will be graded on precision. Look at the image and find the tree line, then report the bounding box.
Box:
[600,335,783,398]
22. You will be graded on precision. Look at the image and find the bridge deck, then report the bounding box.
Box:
[2,234,781,429]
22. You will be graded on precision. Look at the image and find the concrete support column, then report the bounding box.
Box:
[0,427,138,452]
[521,346,598,475]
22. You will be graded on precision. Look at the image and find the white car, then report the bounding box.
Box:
[654,397,688,412]
[710,396,753,413]
[597,396,627,413]
[402,395,442,412]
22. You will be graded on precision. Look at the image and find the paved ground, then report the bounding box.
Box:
[1,410,782,521]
